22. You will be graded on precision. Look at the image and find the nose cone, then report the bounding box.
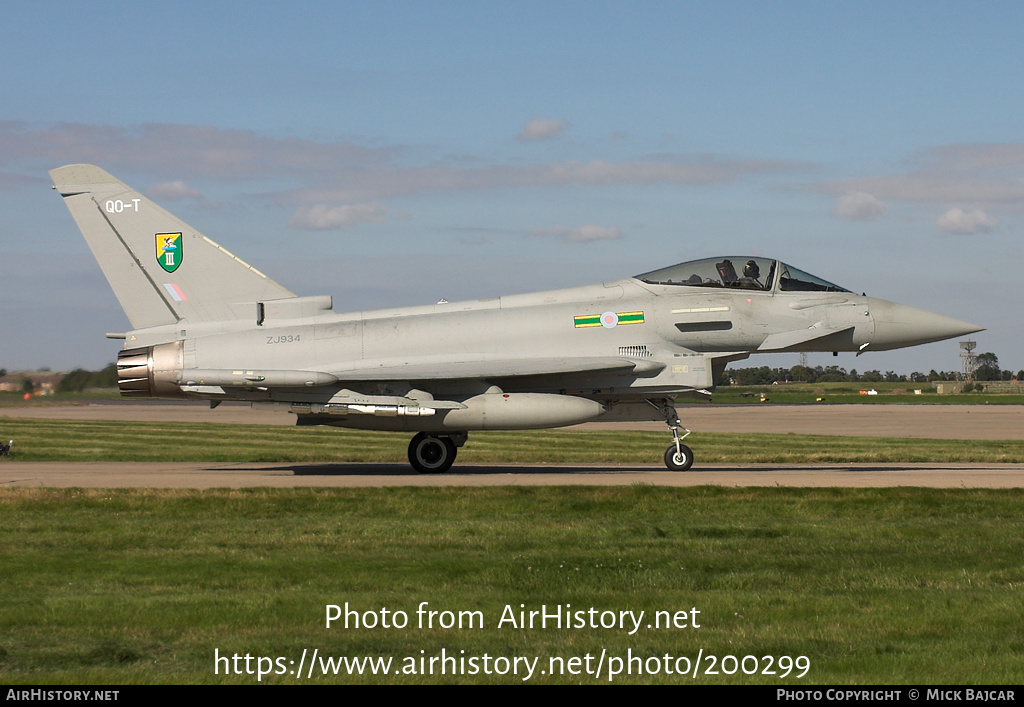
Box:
[868,298,984,351]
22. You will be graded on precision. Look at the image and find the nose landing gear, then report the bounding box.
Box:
[650,400,694,471]
[664,431,694,472]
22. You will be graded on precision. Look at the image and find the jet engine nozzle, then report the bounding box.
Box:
[116,341,185,398]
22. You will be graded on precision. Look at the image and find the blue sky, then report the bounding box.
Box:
[2,1,1020,375]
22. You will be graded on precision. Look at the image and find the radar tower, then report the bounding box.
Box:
[960,341,977,383]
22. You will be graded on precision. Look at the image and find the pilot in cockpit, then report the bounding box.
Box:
[738,259,762,289]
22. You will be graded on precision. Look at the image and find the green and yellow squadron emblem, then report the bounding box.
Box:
[156,233,183,273]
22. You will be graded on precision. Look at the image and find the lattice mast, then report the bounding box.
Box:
[960,341,977,383]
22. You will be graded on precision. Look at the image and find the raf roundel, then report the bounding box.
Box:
[600,311,619,328]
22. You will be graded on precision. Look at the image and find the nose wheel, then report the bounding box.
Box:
[664,442,694,471]
[649,399,695,471]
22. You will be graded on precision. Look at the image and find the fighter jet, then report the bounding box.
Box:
[50,164,983,472]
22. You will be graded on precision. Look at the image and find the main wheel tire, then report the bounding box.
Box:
[664,443,694,471]
[408,433,457,473]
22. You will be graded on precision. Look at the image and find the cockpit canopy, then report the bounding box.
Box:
[635,256,850,293]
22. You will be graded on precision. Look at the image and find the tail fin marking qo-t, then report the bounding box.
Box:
[49,164,294,328]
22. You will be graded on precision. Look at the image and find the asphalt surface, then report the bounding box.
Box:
[2,402,1022,488]
[3,461,1022,488]
[6,400,1023,439]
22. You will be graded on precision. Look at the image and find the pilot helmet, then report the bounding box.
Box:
[744,260,760,278]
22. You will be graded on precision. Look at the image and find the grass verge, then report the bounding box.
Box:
[1,418,1024,464]
[0,487,1022,684]
[713,383,1024,405]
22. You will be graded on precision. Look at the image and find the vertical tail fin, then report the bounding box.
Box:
[49,164,295,329]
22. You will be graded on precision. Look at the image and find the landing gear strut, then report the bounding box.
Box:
[650,400,693,471]
[664,434,693,471]
[407,432,467,473]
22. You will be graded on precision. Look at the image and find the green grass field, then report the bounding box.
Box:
[1,416,1022,684]
[6,383,1024,406]
[1,486,1023,684]
[712,382,1024,405]
[2,417,1024,464]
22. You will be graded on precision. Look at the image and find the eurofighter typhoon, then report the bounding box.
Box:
[50,164,983,472]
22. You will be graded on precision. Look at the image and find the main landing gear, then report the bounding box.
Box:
[404,407,695,473]
[407,432,468,473]
[652,400,694,471]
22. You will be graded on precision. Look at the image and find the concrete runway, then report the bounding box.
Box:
[3,461,1023,489]
[6,400,1024,438]
[2,402,1023,488]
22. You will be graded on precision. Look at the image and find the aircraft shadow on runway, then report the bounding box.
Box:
[214,464,928,476]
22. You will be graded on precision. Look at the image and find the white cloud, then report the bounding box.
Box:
[815,142,1024,208]
[831,191,885,220]
[516,119,566,142]
[935,208,997,235]
[281,157,801,203]
[288,202,389,230]
[147,180,205,201]
[920,143,1024,172]
[528,225,623,243]
[2,121,806,202]
[0,121,391,179]
[0,170,41,190]
[821,174,1024,205]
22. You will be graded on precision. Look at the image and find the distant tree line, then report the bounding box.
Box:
[723,352,1021,386]
[971,353,1017,382]
[56,363,118,392]
[6,355,1021,393]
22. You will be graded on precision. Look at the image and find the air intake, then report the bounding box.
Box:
[618,345,652,358]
